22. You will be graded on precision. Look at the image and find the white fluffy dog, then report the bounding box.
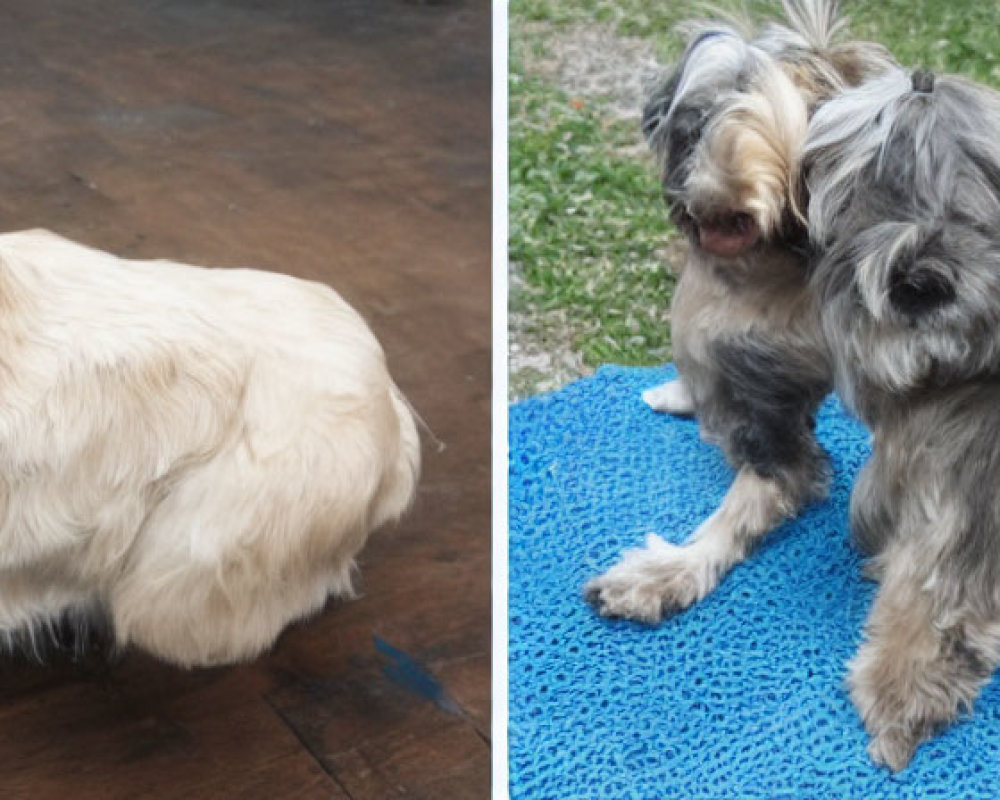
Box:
[0,229,420,667]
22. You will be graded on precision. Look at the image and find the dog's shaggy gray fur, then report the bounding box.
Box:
[805,66,1000,771]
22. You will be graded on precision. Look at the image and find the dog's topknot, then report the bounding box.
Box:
[911,69,935,94]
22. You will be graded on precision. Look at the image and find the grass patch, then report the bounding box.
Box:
[511,0,787,60]
[511,0,1000,80]
[509,69,676,367]
[847,1,1000,85]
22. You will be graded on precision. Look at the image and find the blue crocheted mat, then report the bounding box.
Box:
[509,365,1000,800]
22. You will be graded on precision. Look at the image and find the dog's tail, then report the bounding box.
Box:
[780,0,845,51]
[763,0,895,89]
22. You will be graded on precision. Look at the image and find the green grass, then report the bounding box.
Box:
[511,0,1000,78]
[509,0,1000,389]
[509,71,676,366]
[511,0,786,58]
[846,1,1000,85]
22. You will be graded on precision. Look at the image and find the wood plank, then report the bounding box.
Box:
[0,670,349,799]
[267,657,489,800]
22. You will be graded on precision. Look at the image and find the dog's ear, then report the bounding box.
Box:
[642,32,725,146]
[851,224,958,321]
[886,231,958,318]
[888,260,957,317]
[642,30,727,142]
[641,69,681,142]
[642,66,708,199]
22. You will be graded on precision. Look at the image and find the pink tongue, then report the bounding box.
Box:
[698,220,759,258]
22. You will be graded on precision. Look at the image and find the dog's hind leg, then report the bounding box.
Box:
[0,570,99,659]
[108,386,419,667]
[585,466,803,623]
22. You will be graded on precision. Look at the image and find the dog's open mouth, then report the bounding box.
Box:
[695,212,759,257]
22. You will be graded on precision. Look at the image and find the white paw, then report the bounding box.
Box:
[585,534,709,623]
[642,380,694,416]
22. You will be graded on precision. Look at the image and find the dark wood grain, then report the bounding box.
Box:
[0,1,490,797]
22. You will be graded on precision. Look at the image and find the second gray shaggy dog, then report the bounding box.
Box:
[805,67,1000,771]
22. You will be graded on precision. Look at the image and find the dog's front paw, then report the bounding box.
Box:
[848,642,939,773]
[866,726,921,773]
[642,380,695,416]
[584,534,706,623]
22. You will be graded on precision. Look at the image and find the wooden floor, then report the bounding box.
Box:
[0,2,490,797]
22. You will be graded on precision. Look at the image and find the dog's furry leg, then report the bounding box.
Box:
[643,378,695,416]
[849,452,898,581]
[0,573,99,659]
[849,452,899,560]
[585,466,796,622]
[848,548,1000,772]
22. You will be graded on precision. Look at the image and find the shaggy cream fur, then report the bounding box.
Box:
[0,229,420,667]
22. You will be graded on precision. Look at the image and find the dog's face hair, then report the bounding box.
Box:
[805,68,1000,412]
[643,29,809,259]
[641,1,894,262]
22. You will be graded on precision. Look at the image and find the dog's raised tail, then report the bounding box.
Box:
[781,0,846,51]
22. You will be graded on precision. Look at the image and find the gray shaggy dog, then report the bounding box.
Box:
[586,1,891,621]
[805,67,1000,770]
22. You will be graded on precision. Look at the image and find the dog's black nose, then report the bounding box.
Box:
[912,70,935,94]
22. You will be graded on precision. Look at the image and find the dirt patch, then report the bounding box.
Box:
[519,22,663,121]
[508,264,591,401]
